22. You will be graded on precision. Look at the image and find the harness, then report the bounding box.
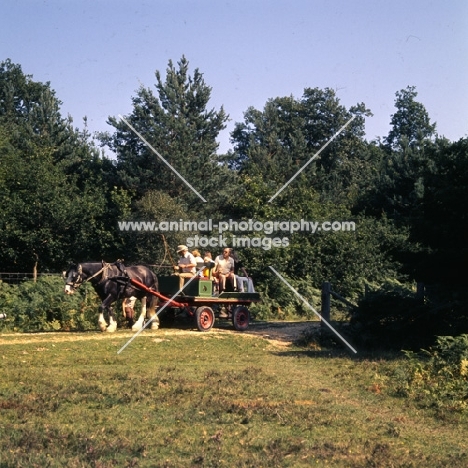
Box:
[112,260,131,298]
[67,261,135,300]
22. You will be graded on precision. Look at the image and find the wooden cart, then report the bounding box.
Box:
[129,276,261,332]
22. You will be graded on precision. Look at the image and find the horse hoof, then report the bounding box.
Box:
[150,322,159,330]
[132,323,143,332]
[98,322,108,332]
[106,323,117,333]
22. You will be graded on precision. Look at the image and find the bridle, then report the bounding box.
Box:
[65,264,83,290]
[66,262,110,290]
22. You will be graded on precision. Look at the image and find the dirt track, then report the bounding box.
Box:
[0,320,319,347]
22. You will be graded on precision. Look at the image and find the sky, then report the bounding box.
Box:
[1,0,467,155]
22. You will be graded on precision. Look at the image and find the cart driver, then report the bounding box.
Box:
[174,245,196,290]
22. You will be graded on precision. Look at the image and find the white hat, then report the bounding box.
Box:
[177,245,188,253]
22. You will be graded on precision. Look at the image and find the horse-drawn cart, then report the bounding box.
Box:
[129,276,261,332]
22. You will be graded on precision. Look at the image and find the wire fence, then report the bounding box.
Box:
[0,272,62,284]
[0,264,176,285]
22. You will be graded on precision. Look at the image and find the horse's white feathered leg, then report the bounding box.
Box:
[131,313,145,331]
[98,313,108,332]
[149,314,160,330]
[147,298,159,330]
[106,316,117,333]
[131,297,147,331]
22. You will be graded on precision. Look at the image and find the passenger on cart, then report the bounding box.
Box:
[173,245,196,290]
[192,249,204,270]
[202,251,215,279]
[229,249,255,293]
[213,248,235,294]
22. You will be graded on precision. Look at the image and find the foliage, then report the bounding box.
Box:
[223,177,408,304]
[119,189,192,266]
[1,56,467,352]
[391,335,468,413]
[250,275,322,322]
[101,55,233,210]
[356,90,436,224]
[0,276,100,332]
[385,86,436,150]
[228,87,373,207]
[0,60,121,271]
[412,137,468,285]
[349,281,426,350]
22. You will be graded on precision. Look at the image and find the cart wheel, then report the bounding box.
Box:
[195,306,215,332]
[232,306,250,331]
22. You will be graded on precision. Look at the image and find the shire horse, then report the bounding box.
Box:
[64,261,159,333]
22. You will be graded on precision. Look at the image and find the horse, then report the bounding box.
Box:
[64,261,159,333]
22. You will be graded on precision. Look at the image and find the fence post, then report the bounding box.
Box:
[321,282,331,326]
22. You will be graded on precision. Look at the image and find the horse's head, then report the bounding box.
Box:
[63,264,83,294]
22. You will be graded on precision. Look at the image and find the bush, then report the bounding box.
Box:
[349,282,468,350]
[250,275,322,321]
[349,282,427,350]
[0,276,100,332]
[391,335,468,413]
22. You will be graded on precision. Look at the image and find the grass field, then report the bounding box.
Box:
[0,323,467,467]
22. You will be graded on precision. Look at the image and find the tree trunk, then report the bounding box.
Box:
[33,254,38,283]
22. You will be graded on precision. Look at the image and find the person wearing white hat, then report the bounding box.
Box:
[174,245,196,290]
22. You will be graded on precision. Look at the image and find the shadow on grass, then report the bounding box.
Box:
[159,316,407,361]
[274,323,407,362]
[271,347,405,361]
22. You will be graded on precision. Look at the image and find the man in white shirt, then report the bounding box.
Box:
[174,245,196,290]
[213,248,235,294]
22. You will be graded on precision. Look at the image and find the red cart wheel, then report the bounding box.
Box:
[195,306,215,332]
[232,306,250,331]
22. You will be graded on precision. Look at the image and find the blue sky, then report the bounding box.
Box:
[1,0,467,154]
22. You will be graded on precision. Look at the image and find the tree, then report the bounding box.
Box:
[357,87,438,223]
[0,59,76,160]
[102,56,231,208]
[119,190,191,267]
[413,137,468,285]
[0,60,125,272]
[229,87,372,207]
[385,86,436,150]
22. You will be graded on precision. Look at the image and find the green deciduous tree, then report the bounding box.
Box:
[119,190,191,268]
[229,87,372,207]
[385,86,436,150]
[358,87,438,222]
[413,137,468,285]
[0,59,125,272]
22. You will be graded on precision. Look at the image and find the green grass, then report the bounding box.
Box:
[0,328,467,467]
